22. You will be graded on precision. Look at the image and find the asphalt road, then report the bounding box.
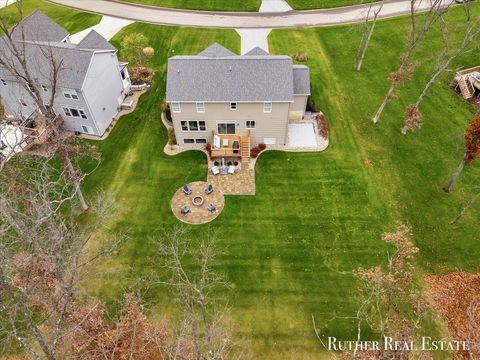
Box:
[45,0,454,29]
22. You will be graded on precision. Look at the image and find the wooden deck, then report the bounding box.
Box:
[211,131,250,163]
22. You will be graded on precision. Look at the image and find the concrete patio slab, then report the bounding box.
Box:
[236,28,271,55]
[288,123,318,148]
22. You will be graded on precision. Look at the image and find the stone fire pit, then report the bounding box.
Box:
[192,195,204,206]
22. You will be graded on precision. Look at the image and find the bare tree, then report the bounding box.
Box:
[450,189,480,224]
[372,0,452,124]
[354,0,385,72]
[0,1,90,210]
[0,157,121,359]
[154,227,234,360]
[313,225,430,359]
[444,114,480,193]
[402,11,480,134]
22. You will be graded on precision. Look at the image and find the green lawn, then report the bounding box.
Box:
[122,0,261,12]
[286,0,379,10]
[6,0,480,358]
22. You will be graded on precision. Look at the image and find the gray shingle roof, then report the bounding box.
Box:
[0,39,94,89]
[0,11,121,90]
[77,30,117,51]
[11,10,69,42]
[167,43,309,102]
[293,65,311,95]
[244,47,270,56]
[197,43,235,57]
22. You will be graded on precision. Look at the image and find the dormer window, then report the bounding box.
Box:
[171,102,181,113]
[196,102,205,113]
[263,102,272,113]
[230,102,237,110]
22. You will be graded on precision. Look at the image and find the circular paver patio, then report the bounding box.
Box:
[171,181,225,224]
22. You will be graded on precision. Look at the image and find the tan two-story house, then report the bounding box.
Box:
[166,43,310,163]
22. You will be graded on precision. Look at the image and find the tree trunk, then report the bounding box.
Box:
[372,83,395,123]
[443,156,467,193]
[355,20,377,72]
[65,156,88,211]
[450,191,480,224]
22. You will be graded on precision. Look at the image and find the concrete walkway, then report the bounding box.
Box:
[236,0,292,54]
[46,0,454,29]
[0,0,17,9]
[69,15,133,43]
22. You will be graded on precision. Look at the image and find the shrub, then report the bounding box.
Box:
[121,33,148,66]
[214,161,219,166]
[129,67,154,85]
[167,127,176,146]
[317,113,329,140]
[233,161,239,166]
[293,53,309,62]
[205,143,212,157]
[142,47,155,58]
[227,161,233,166]
[258,143,266,151]
[163,101,172,122]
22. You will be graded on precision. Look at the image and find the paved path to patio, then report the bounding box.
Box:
[69,15,133,43]
[0,0,16,9]
[46,0,454,29]
[171,181,225,225]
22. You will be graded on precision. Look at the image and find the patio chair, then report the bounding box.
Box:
[183,185,192,195]
[228,165,236,174]
[205,184,213,195]
[211,166,220,175]
[206,203,216,213]
[181,206,190,215]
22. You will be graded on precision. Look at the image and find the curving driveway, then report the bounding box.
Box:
[46,0,454,29]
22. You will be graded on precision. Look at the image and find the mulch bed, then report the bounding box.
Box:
[425,272,480,359]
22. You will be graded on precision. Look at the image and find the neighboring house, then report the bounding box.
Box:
[0,10,131,137]
[166,43,310,163]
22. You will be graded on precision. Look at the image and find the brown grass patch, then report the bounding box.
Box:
[425,272,480,359]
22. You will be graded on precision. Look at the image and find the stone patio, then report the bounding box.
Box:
[171,181,225,225]
[207,166,255,195]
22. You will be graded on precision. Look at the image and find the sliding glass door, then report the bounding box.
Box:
[217,122,236,134]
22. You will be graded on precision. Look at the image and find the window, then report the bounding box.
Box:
[120,69,126,80]
[62,106,87,119]
[63,89,78,100]
[196,102,205,113]
[62,106,71,117]
[81,125,94,134]
[180,120,206,132]
[20,99,27,107]
[246,120,256,129]
[42,85,48,92]
[183,139,206,144]
[1,79,7,86]
[217,122,235,135]
[263,102,272,113]
[230,102,237,110]
[171,102,181,113]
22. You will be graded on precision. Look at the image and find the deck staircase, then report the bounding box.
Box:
[241,134,250,163]
[457,75,475,99]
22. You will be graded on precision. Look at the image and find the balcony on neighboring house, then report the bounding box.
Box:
[210,130,250,163]
[119,62,131,92]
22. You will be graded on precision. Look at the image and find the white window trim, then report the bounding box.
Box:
[230,102,237,110]
[216,121,236,135]
[81,125,94,134]
[263,102,272,113]
[246,120,256,129]
[62,89,79,100]
[62,105,87,119]
[196,102,205,113]
[171,102,181,113]
[180,120,206,132]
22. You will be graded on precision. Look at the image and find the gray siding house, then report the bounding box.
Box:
[166,43,310,162]
[0,11,131,137]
